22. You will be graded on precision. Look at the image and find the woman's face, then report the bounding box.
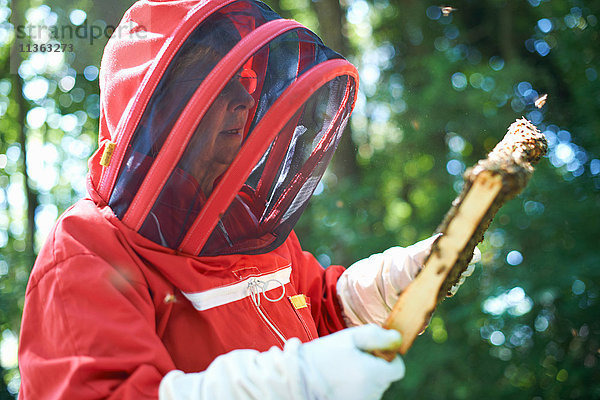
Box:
[186,71,256,195]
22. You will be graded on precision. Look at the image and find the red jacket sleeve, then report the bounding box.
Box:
[19,250,175,399]
[285,230,348,336]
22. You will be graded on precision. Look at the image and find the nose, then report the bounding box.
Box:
[225,79,256,112]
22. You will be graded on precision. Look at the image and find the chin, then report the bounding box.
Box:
[217,151,239,167]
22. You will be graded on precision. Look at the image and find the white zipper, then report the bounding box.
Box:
[248,278,287,344]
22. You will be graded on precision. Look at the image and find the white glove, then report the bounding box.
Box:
[336,234,480,327]
[299,324,404,400]
[159,324,404,400]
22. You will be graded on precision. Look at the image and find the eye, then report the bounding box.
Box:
[219,68,258,97]
[238,68,257,94]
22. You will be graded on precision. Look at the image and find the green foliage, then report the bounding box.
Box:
[296,0,600,399]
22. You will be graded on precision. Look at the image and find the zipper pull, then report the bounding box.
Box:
[248,278,262,307]
[247,278,286,306]
[261,279,286,302]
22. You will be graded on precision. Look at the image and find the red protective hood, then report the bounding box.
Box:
[87,0,359,257]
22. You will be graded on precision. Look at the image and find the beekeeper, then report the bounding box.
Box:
[18,1,472,399]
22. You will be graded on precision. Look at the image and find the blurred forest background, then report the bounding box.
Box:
[0,0,599,398]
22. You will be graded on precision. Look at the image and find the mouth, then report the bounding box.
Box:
[221,128,242,136]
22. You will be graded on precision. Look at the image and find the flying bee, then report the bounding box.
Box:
[440,6,457,16]
[535,93,548,109]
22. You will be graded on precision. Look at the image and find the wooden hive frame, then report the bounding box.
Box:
[376,118,548,358]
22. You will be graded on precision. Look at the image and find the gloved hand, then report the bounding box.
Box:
[299,324,404,400]
[336,234,480,327]
[159,324,404,400]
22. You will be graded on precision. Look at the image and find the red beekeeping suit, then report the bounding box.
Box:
[18,0,359,398]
